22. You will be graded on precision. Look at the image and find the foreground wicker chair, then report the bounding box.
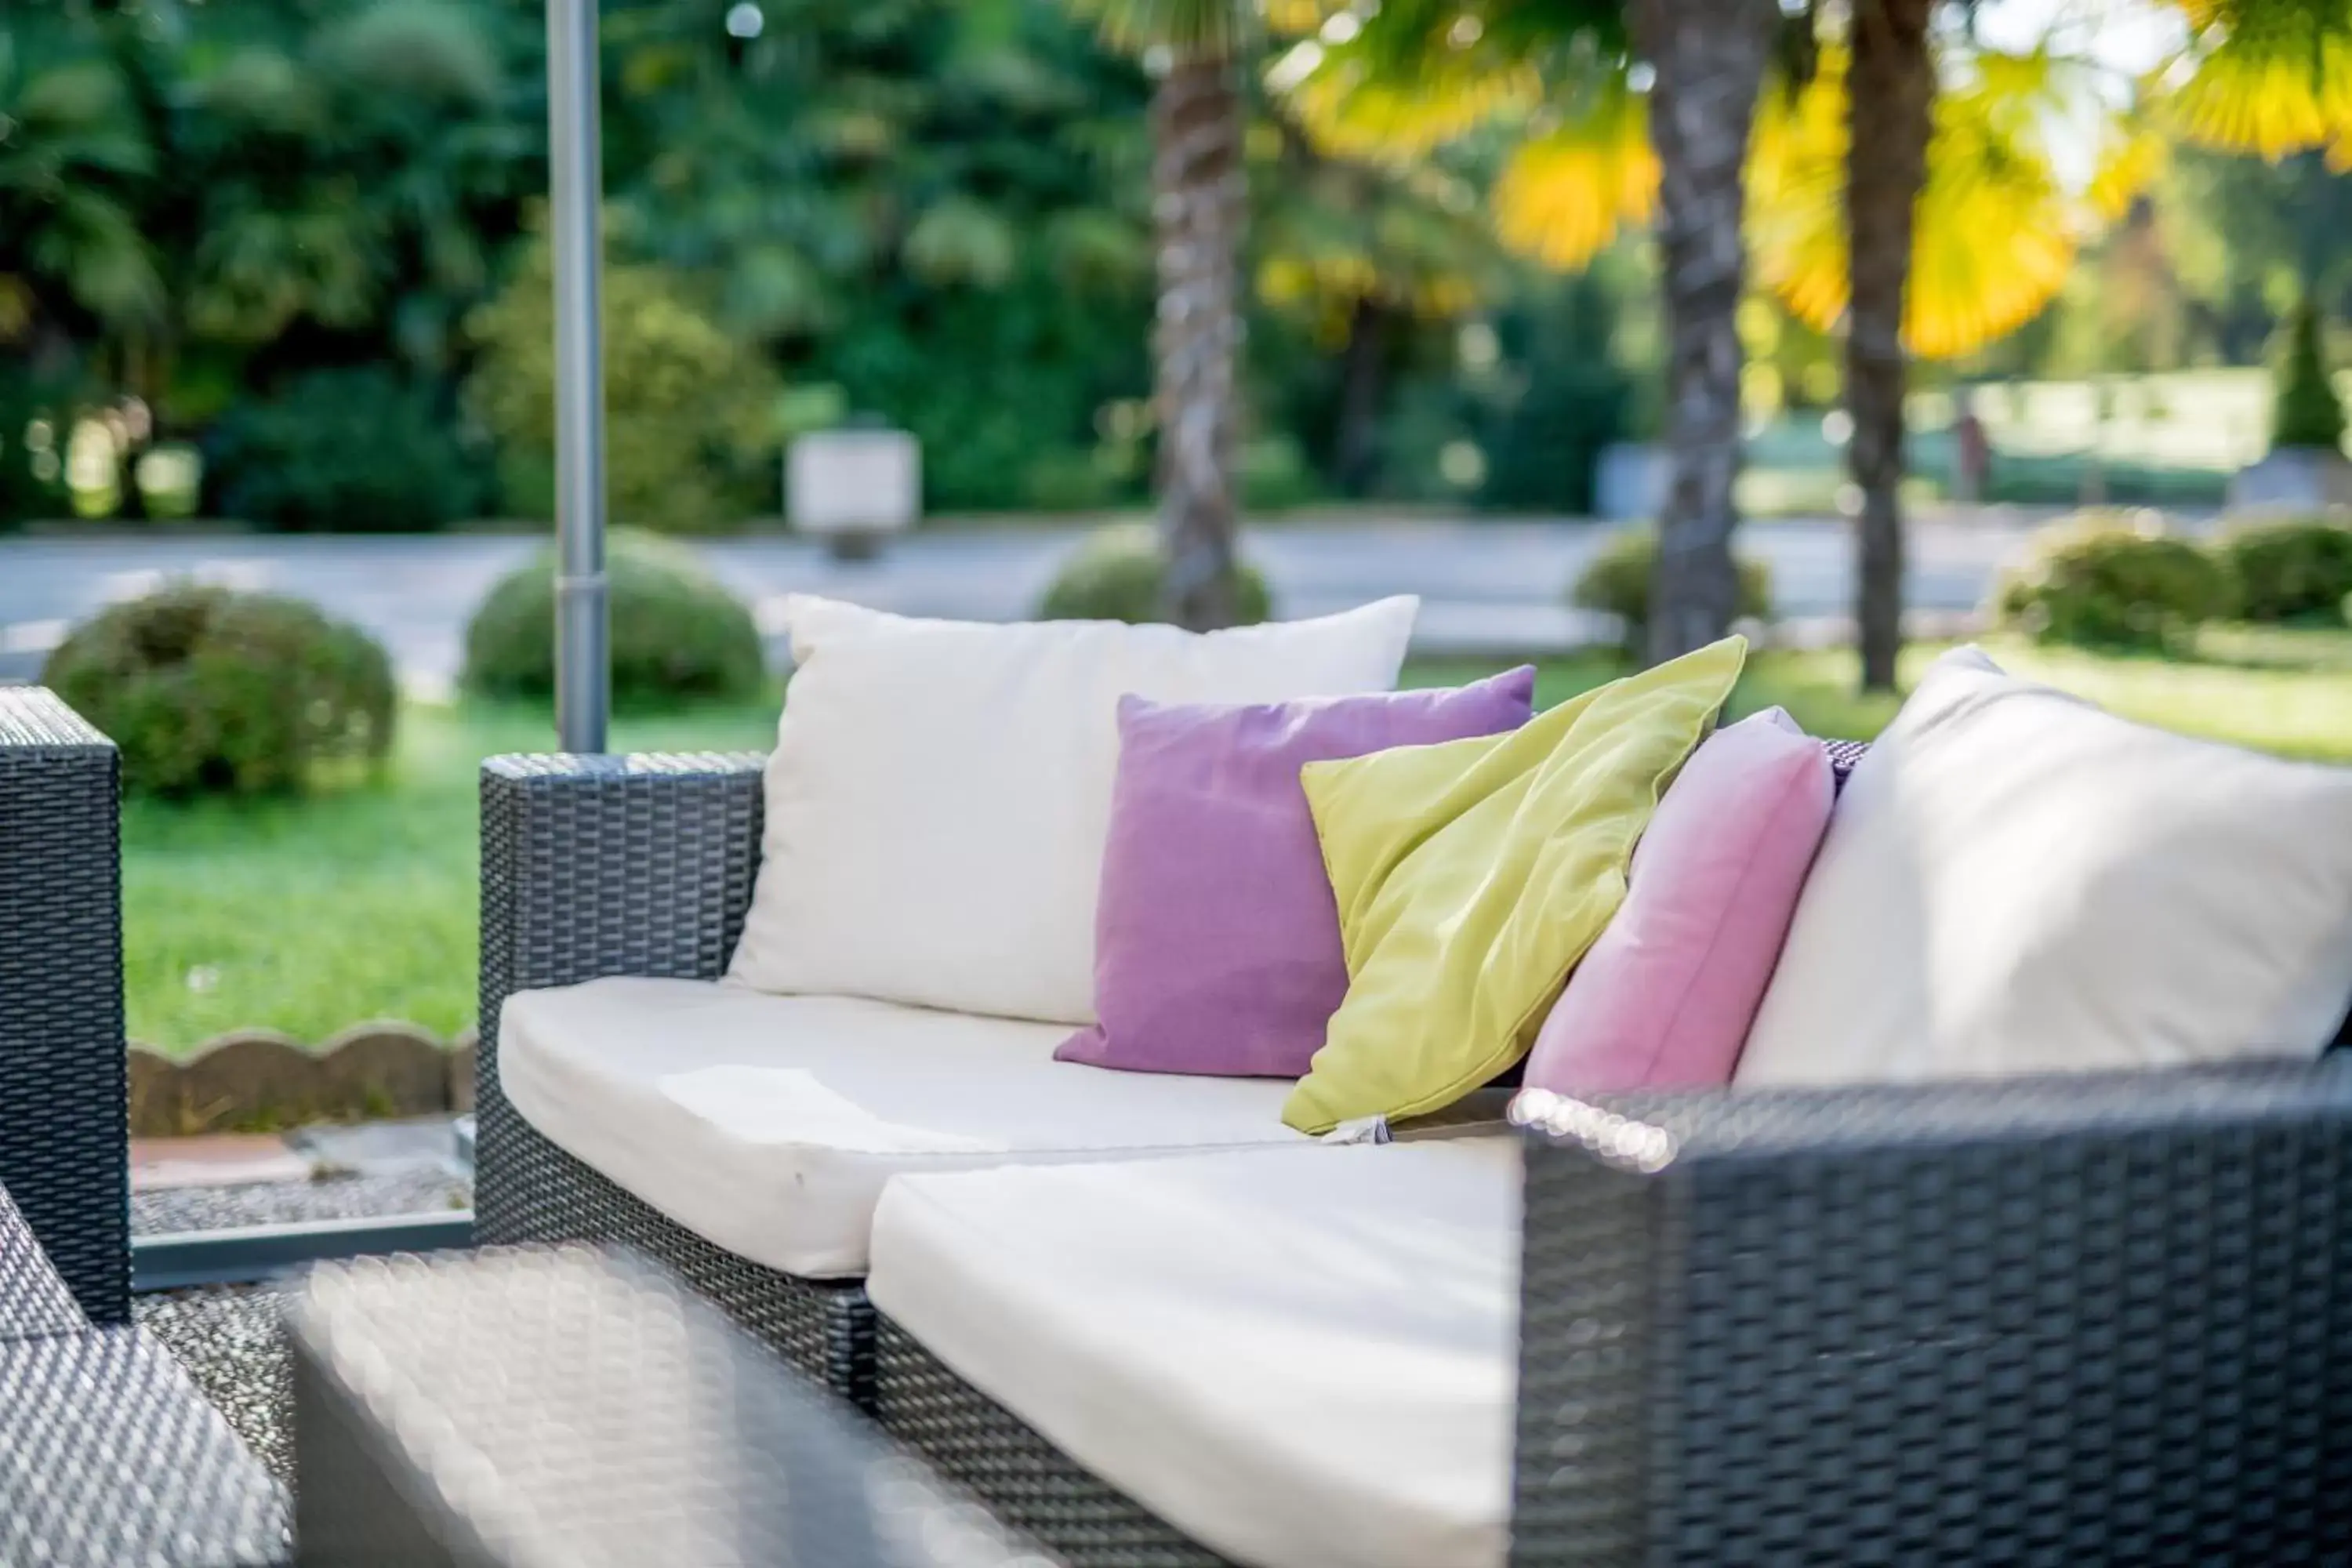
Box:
[0,687,129,1326]
[0,687,288,1566]
[868,1059,2352,1566]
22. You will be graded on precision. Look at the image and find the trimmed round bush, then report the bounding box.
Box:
[462,530,767,709]
[41,585,395,796]
[1993,512,2230,649]
[1569,524,1773,656]
[1036,523,1272,625]
[2219,514,2352,622]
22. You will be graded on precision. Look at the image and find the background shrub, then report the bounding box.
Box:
[42,585,395,796]
[1993,512,2230,648]
[462,529,767,709]
[2220,514,2352,622]
[207,368,489,532]
[468,224,782,532]
[1570,524,1773,655]
[1036,522,1272,624]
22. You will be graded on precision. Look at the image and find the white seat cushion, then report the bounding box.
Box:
[728,594,1419,1024]
[868,1139,1521,1568]
[497,977,1309,1278]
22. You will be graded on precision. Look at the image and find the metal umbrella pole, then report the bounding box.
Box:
[547,0,609,753]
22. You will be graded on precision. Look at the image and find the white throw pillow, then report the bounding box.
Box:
[728,594,1420,1023]
[1736,647,2352,1086]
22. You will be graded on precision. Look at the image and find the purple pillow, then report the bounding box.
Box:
[1057,668,1537,1077]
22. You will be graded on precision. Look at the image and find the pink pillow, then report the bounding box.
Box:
[1523,708,1834,1092]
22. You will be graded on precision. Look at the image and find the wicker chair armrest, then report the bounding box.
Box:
[0,688,128,1324]
[1509,1060,2352,1563]
[477,752,766,1095]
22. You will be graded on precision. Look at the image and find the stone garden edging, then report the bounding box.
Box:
[128,1022,475,1137]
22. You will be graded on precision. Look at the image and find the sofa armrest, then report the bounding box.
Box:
[0,688,128,1325]
[1509,1061,2352,1565]
[477,752,766,1099]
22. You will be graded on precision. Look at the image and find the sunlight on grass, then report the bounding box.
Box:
[1411,631,2352,760]
[123,698,780,1054]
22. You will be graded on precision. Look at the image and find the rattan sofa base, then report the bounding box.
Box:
[475,1099,874,1403]
[873,1312,1234,1568]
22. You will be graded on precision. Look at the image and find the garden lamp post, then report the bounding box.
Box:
[548,0,609,753]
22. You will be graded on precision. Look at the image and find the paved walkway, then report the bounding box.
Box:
[0,514,2048,690]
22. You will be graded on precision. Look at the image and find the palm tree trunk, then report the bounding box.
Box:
[1846,0,1936,692]
[1631,0,1774,665]
[1151,56,1247,631]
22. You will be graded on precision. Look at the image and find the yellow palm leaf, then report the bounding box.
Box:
[1287,55,1543,161]
[1491,88,1659,269]
[2165,3,2352,161]
[1748,45,2089,360]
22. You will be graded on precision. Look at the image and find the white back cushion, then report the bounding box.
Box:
[1737,648,2352,1086]
[729,594,1418,1022]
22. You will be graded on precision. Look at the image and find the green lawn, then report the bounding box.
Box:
[123,701,781,1056]
[124,630,2352,1055]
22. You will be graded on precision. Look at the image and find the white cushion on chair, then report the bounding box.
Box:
[496,977,1309,1279]
[727,594,1420,1025]
[867,1139,1520,1568]
[1737,646,2352,1086]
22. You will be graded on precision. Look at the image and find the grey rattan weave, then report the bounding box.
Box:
[475,753,873,1399]
[289,1247,1057,1568]
[0,688,128,1325]
[873,1315,1234,1568]
[0,1182,85,1342]
[0,1326,289,1566]
[1512,1062,2352,1566]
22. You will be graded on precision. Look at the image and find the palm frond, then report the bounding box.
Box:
[1074,0,1255,64]
[1279,0,1622,160]
[1749,42,2089,360]
[2166,0,2352,162]
[1287,56,1543,159]
[1491,80,1658,270]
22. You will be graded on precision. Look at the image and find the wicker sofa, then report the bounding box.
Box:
[480,739,2352,1566]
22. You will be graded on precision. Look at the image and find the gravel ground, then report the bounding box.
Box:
[136,1283,296,1485]
[131,1167,472,1486]
[132,1170,470,1236]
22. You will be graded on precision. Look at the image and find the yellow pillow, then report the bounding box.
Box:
[1283,638,1747,1134]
